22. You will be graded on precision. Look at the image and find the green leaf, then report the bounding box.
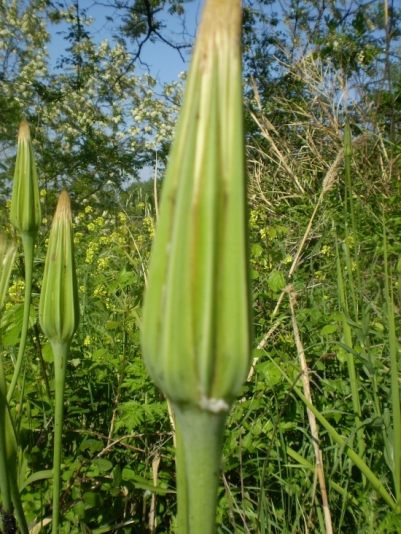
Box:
[80,439,103,454]
[83,492,102,508]
[122,469,174,494]
[258,361,281,386]
[92,458,113,472]
[268,270,285,292]
[20,469,53,491]
[320,324,338,335]
[42,342,54,363]
[92,348,109,359]
[251,244,263,258]
[2,325,21,347]
[72,500,86,519]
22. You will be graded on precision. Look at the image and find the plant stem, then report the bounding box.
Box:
[173,404,226,534]
[5,406,28,534]
[383,224,401,505]
[51,341,69,534]
[0,353,12,514]
[174,416,189,534]
[7,234,35,402]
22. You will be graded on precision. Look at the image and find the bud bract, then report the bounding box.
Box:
[141,0,252,412]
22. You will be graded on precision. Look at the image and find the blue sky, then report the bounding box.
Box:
[48,0,203,84]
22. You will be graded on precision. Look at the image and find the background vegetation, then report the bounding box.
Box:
[1,0,401,532]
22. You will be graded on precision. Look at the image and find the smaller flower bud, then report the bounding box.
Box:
[10,120,41,238]
[39,190,79,345]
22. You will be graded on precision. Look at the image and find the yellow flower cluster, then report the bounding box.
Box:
[93,284,107,297]
[143,217,154,238]
[314,271,326,281]
[74,232,84,244]
[97,257,109,270]
[320,245,333,256]
[85,242,100,264]
[110,230,126,244]
[249,207,266,229]
[8,280,25,302]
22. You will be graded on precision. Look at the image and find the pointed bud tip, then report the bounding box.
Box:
[18,120,31,142]
[198,0,242,47]
[55,190,72,222]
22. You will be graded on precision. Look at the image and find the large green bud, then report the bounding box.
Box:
[141,0,252,413]
[10,120,41,239]
[39,190,79,345]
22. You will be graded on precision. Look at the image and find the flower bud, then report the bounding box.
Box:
[10,120,41,238]
[39,190,79,344]
[141,0,252,413]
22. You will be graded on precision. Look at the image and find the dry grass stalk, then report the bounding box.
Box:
[149,455,161,532]
[285,285,333,534]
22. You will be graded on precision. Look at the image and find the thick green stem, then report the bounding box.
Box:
[7,234,35,403]
[173,404,227,534]
[174,416,189,534]
[51,341,69,534]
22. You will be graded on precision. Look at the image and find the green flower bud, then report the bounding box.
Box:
[10,120,41,238]
[39,190,79,344]
[141,0,252,413]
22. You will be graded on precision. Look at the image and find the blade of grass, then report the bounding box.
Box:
[383,218,401,505]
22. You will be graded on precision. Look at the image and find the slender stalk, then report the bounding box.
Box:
[51,341,69,534]
[5,406,28,534]
[7,234,35,402]
[287,288,333,534]
[173,405,226,534]
[0,353,12,514]
[383,224,401,505]
[335,233,365,470]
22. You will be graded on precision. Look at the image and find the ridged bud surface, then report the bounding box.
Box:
[141,0,252,412]
[10,120,41,238]
[39,190,79,344]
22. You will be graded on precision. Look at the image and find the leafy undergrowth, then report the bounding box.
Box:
[2,155,401,533]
